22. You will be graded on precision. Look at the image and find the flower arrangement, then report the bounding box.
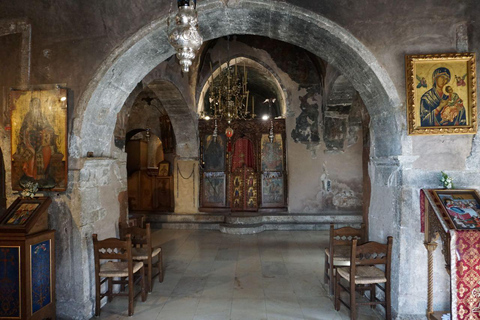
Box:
[20,182,39,198]
[440,171,454,189]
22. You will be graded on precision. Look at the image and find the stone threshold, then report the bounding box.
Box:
[132,211,363,234]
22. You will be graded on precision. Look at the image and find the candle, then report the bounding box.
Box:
[252,96,255,116]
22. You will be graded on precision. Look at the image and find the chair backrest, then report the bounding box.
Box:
[93,234,134,275]
[127,216,145,228]
[119,222,152,250]
[350,236,393,279]
[329,223,366,248]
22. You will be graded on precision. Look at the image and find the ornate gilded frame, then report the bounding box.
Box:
[406,53,477,135]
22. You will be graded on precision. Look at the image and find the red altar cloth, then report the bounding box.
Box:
[451,230,480,320]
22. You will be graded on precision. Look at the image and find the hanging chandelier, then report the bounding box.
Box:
[167,0,203,72]
[204,60,255,123]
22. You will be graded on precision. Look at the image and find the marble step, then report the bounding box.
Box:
[219,223,265,234]
[138,212,363,233]
[150,222,221,230]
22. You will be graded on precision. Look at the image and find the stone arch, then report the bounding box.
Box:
[64,2,404,318]
[73,0,401,161]
[146,80,197,159]
[197,56,288,117]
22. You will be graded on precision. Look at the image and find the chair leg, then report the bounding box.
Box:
[386,283,391,320]
[158,250,164,283]
[95,275,101,316]
[350,279,356,320]
[141,266,147,302]
[107,277,113,302]
[324,252,329,284]
[334,272,341,311]
[370,284,376,309]
[147,258,153,293]
[120,277,126,292]
[329,266,335,296]
[128,273,134,316]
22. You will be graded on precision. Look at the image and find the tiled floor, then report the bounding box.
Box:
[93,230,382,319]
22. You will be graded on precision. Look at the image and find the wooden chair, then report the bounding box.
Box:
[334,236,393,320]
[120,222,164,292]
[127,215,145,228]
[324,223,366,295]
[93,234,146,316]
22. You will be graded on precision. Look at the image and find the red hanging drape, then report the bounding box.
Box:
[232,138,255,171]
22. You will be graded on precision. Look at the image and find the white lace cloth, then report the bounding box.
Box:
[441,314,451,320]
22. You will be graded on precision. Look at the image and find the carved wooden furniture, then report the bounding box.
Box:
[119,222,163,292]
[128,171,174,212]
[199,119,287,211]
[324,223,366,295]
[335,237,393,320]
[93,234,146,316]
[127,139,174,213]
[0,196,55,320]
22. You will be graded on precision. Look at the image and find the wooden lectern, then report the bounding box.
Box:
[0,197,55,320]
[422,189,480,320]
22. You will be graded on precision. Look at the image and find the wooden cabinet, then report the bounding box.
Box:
[0,197,55,320]
[128,172,173,212]
[154,176,173,211]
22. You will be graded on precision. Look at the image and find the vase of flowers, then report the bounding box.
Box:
[440,171,454,189]
[20,182,39,198]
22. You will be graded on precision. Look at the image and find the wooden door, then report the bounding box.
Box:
[230,167,258,211]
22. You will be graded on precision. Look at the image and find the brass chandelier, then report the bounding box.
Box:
[205,60,255,123]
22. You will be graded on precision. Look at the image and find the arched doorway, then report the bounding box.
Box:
[68,1,402,318]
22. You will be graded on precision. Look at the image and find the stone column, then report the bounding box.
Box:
[53,156,127,319]
[174,158,199,213]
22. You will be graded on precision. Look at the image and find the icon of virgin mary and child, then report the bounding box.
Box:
[420,67,466,127]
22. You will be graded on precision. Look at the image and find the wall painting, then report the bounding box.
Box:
[406,53,476,135]
[10,88,67,191]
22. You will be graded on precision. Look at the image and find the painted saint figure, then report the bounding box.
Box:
[419,67,466,127]
[439,86,466,125]
[16,98,57,188]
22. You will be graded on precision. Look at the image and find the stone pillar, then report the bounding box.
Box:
[53,156,127,320]
[174,158,199,213]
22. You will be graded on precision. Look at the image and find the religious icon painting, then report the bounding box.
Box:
[203,134,225,172]
[261,134,283,172]
[10,87,68,191]
[405,53,477,135]
[202,172,225,207]
[0,198,46,227]
[432,189,480,230]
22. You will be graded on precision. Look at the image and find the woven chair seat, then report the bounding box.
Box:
[325,246,351,266]
[99,261,143,277]
[336,266,386,284]
[131,247,161,260]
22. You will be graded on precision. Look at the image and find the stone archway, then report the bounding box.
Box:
[147,80,197,159]
[65,1,403,318]
[72,0,401,160]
